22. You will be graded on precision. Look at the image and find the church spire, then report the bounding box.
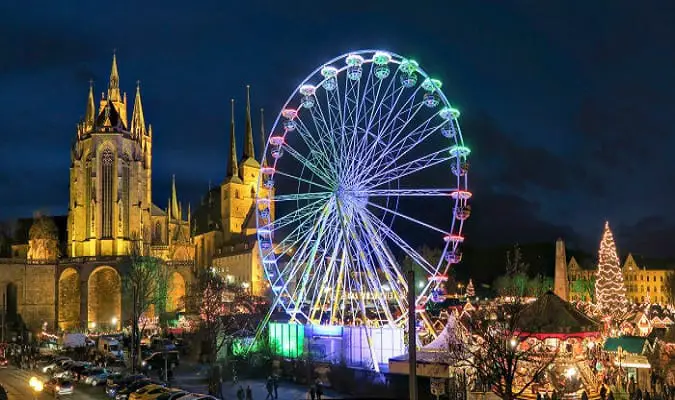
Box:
[260,108,268,167]
[226,99,242,183]
[85,80,95,130]
[130,81,146,137]
[242,85,255,160]
[108,52,122,102]
[171,175,180,219]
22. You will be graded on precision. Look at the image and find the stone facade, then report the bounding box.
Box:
[193,87,273,297]
[2,55,196,333]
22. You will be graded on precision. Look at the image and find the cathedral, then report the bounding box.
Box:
[0,54,270,333]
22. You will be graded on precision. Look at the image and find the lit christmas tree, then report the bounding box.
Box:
[466,279,475,298]
[595,221,628,317]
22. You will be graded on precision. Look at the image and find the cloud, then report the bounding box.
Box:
[615,216,675,259]
[0,5,104,79]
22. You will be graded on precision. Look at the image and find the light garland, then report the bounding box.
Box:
[595,221,628,318]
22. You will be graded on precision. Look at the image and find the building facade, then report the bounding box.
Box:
[567,252,674,305]
[192,87,273,297]
[0,56,194,332]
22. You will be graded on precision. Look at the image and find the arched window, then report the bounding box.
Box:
[121,161,130,237]
[101,148,114,238]
[85,161,93,237]
[154,222,162,243]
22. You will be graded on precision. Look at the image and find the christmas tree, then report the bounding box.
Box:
[595,221,628,317]
[466,279,475,298]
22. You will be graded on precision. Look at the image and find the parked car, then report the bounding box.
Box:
[141,351,180,371]
[155,391,188,400]
[44,378,74,396]
[106,374,146,398]
[129,384,169,400]
[42,358,72,373]
[81,367,107,385]
[114,379,162,400]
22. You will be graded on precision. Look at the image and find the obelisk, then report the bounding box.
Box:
[554,238,569,301]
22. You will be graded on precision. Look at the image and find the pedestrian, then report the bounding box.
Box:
[645,390,651,400]
[601,384,608,400]
[273,375,279,399]
[246,385,253,400]
[608,390,615,400]
[582,391,589,400]
[266,376,274,399]
[307,386,316,400]
[637,388,643,400]
[315,380,323,400]
[237,386,245,400]
[537,392,542,400]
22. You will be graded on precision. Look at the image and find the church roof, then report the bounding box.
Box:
[151,203,166,216]
[192,187,222,236]
[94,100,126,131]
[515,291,601,335]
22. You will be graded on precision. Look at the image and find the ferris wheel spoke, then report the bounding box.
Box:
[366,200,450,235]
[359,207,437,276]
[273,192,332,202]
[356,188,460,197]
[287,203,337,312]
[260,197,326,233]
[351,211,409,318]
[293,118,336,175]
[308,93,343,169]
[362,146,456,188]
[355,99,427,183]
[283,144,336,187]
[357,101,437,183]
[273,170,333,192]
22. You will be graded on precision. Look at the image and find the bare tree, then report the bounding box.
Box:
[505,244,529,276]
[448,300,558,400]
[123,238,168,369]
[193,268,257,394]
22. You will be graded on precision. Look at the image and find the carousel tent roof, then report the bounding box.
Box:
[515,291,601,335]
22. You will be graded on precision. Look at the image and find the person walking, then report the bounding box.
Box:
[266,376,274,399]
[600,384,608,400]
[307,386,316,400]
[273,375,279,399]
[315,379,323,400]
[246,385,253,400]
[237,386,245,400]
[582,390,589,400]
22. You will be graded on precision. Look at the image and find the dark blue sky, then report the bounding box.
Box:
[2,1,675,256]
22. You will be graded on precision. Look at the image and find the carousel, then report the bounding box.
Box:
[513,291,603,399]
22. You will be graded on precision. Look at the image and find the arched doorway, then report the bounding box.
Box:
[5,283,17,320]
[167,272,186,313]
[58,268,81,331]
[88,266,121,331]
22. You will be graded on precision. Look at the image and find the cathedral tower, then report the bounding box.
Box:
[68,54,153,257]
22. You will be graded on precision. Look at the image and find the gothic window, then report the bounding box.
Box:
[122,162,130,237]
[85,162,93,237]
[101,148,114,238]
[154,222,162,243]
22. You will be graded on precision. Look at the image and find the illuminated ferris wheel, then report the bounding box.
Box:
[255,50,471,328]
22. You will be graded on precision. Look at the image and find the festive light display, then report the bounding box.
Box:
[466,279,475,298]
[595,221,628,317]
[256,50,470,330]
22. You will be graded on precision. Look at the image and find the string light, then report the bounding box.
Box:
[595,221,628,318]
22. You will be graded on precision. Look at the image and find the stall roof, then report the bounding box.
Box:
[515,291,601,336]
[604,336,648,354]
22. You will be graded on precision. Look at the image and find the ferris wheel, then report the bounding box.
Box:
[256,50,471,329]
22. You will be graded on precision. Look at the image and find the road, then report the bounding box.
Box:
[0,366,107,399]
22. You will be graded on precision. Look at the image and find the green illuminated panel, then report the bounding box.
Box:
[269,322,304,359]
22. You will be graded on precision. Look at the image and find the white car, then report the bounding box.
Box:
[42,358,72,374]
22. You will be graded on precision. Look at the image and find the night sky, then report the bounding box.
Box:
[2,1,675,257]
